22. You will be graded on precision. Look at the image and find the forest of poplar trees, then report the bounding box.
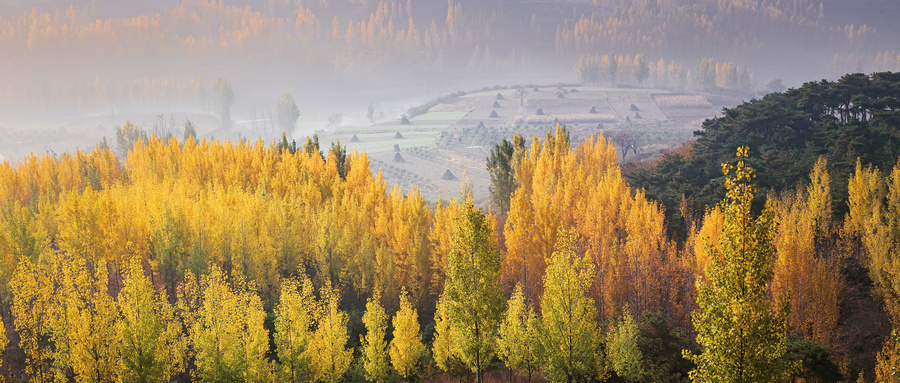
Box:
[2,75,900,382]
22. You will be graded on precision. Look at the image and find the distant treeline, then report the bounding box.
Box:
[575,54,753,93]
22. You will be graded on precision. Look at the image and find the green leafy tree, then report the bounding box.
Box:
[486,134,525,215]
[539,230,605,383]
[274,276,317,382]
[213,77,234,129]
[634,54,650,86]
[118,256,185,383]
[277,91,300,136]
[390,289,424,379]
[183,119,197,141]
[497,283,542,382]
[361,290,390,383]
[305,134,323,159]
[115,121,148,159]
[607,306,643,382]
[684,146,790,383]
[328,140,348,179]
[443,203,505,382]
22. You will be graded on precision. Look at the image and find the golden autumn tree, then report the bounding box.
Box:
[309,280,353,383]
[771,157,843,347]
[191,267,271,382]
[504,124,683,321]
[390,289,424,379]
[118,256,185,383]
[361,289,390,383]
[11,257,55,382]
[846,158,900,381]
[275,275,318,382]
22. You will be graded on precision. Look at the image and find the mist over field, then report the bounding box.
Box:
[6,2,900,382]
[0,0,898,175]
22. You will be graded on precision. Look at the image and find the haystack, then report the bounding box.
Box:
[569,88,579,93]
[634,111,642,119]
[596,122,604,129]
[589,106,597,114]
[535,108,545,115]
[394,131,405,139]
[555,92,565,99]
[477,121,486,129]
[442,169,457,181]
[400,115,411,125]
[492,101,501,108]
[489,110,499,118]
[630,104,640,111]
[393,152,405,163]
[393,144,401,152]
[350,134,360,142]
[533,86,540,92]
[625,116,632,123]
[496,93,505,100]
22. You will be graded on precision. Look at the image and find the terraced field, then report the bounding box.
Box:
[318,86,728,204]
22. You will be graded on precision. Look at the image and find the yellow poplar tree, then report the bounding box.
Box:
[118,256,185,383]
[539,230,604,383]
[11,257,54,382]
[309,280,352,383]
[275,275,318,382]
[361,290,390,382]
[191,267,271,382]
[390,289,424,379]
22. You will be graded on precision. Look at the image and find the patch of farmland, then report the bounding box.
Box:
[461,89,518,99]
[607,94,667,121]
[412,111,468,122]
[525,98,615,117]
[653,94,713,108]
[343,136,436,154]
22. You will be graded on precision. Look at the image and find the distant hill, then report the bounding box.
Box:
[626,72,900,238]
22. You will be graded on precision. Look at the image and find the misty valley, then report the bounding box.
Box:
[0,1,900,382]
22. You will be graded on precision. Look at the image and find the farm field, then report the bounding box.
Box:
[317,86,729,204]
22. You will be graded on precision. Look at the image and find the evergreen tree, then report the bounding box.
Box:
[443,203,505,382]
[684,146,790,383]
